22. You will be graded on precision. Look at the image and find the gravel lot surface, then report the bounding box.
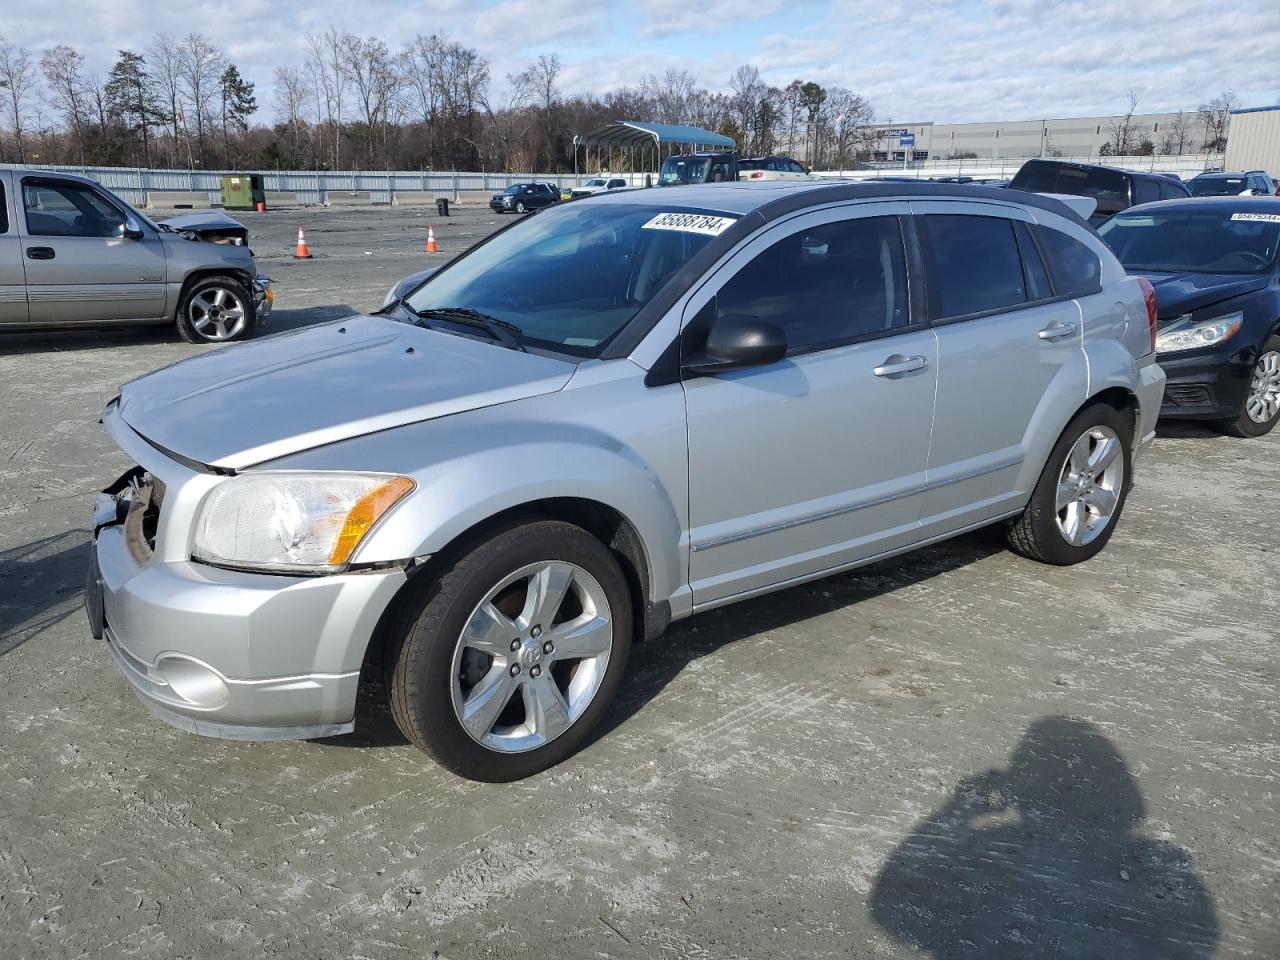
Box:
[1,204,1276,959]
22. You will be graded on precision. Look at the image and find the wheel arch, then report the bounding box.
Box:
[175,267,256,320]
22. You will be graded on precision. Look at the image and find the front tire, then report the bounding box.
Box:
[388,521,633,781]
[1220,336,1280,437]
[176,275,255,344]
[515,201,527,214]
[1007,402,1133,565]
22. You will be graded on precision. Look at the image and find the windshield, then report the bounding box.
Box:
[1098,210,1280,275]
[584,179,607,187]
[1011,161,1130,215]
[404,203,737,356]
[1190,177,1249,196]
[503,185,522,194]
[659,156,710,185]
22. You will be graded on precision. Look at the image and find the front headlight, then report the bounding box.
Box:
[192,472,414,573]
[1155,311,1243,354]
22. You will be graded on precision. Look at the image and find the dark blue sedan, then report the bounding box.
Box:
[1098,197,1280,436]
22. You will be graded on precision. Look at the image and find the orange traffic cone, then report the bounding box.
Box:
[426,225,438,254]
[295,226,312,259]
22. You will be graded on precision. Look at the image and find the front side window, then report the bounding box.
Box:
[715,215,909,354]
[659,157,709,185]
[1098,210,1280,275]
[1035,225,1102,296]
[405,202,736,356]
[23,179,125,237]
[922,215,1027,319]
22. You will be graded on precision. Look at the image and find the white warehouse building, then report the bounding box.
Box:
[860,111,1215,162]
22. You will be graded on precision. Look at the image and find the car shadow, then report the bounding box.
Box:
[0,529,91,656]
[262,304,361,334]
[869,716,1220,959]
[331,526,1010,751]
[1155,419,1227,440]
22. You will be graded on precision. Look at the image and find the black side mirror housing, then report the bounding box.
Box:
[683,314,788,374]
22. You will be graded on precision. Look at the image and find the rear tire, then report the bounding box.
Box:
[1219,336,1280,437]
[388,520,633,782]
[1007,402,1133,565]
[176,275,256,344]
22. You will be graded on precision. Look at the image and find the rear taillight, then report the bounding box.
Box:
[1136,276,1158,353]
[748,171,765,179]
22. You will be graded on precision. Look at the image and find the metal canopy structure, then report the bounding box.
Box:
[574,121,735,175]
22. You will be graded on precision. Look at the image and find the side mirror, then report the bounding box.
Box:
[119,217,144,240]
[683,314,787,374]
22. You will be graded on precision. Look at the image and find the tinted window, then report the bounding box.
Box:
[1190,176,1247,196]
[1014,222,1052,299]
[23,179,125,237]
[716,216,909,354]
[923,215,1027,319]
[1036,226,1103,296]
[789,160,806,173]
[1135,180,1160,205]
[1011,161,1131,215]
[1098,210,1280,275]
[0,182,7,233]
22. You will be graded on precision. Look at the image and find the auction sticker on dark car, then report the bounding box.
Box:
[1231,212,1280,223]
[643,212,737,235]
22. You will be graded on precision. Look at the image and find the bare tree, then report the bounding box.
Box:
[1107,90,1140,156]
[148,34,185,165]
[179,33,224,165]
[39,45,92,162]
[304,28,348,169]
[513,54,561,169]
[642,69,697,124]
[1159,111,1188,155]
[1197,91,1238,153]
[274,66,311,164]
[0,34,36,162]
[341,35,401,167]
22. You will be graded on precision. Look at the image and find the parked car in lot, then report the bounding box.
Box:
[87,180,1163,781]
[1187,171,1277,196]
[489,182,560,214]
[1098,197,1280,435]
[569,177,629,199]
[0,169,271,343]
[1009,159,1191,225]
[735,156,810,181]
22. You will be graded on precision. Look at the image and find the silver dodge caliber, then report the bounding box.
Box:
[87,181,1165,781]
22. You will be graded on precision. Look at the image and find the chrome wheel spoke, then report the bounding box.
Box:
[191,312,212,331]
[1055,480,1077,511]
[1067,435,1091,474]
[463,601,517,657]
[461,667,517,739]
[1061,500,1084,545]
[519,561,573,631]
[550,614,612,659]
[523,675,570,741]
[1086,486,1118,516]
[1088,436,1119,472]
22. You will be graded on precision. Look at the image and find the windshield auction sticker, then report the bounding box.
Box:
[1231,212,1280,222]
[642,212,737,236]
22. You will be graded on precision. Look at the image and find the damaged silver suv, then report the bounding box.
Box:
[0,169,270,343]
[87,181,1164,781]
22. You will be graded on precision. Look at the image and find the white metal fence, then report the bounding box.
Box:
[0,155,1224,207]
[0,164,654,207]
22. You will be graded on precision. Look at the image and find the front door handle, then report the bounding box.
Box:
[25,246,55,260]
[1038,320,1077,341]
[873,354,929,377]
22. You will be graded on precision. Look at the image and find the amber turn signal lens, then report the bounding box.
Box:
[327,476,415,564]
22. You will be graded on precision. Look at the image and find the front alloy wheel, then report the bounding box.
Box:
[1225,340,1280,437]
[452,561,614,753]
[388,520,633,781]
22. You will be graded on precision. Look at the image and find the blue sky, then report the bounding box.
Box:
[7,0,1278,126]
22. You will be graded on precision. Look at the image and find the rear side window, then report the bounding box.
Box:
[1014,222,1052,300]
[922,215,1027,319]
[1035,226,1102,297]
[716,215,909,353]
[0,182,7,233]
[1135,180,1160,205]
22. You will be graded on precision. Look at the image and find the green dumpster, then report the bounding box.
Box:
[219,174,266,210]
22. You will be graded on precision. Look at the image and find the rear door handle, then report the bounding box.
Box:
[873,354,929,377]
[25,246,55,260]
[1038,320,1077,341]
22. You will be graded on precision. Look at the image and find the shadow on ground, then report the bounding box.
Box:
[870,716,1219,959]
[0,529,91,656]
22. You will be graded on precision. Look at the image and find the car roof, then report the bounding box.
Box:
[584,178,1089,224]
[1118,195,1280,215]
[1190,171,1261,179]
[1018,157,1166,180]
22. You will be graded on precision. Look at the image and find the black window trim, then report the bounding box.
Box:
[0,179,8,235]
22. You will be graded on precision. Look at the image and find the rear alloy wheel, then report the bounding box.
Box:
[1223,337,1280,437]
[176,275,255,344]
[1007,403,1133,565]
[389,521,632,781]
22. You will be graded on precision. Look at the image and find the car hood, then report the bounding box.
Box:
[116,314,577,470]
[159,210,250,245]
[1133,271,1269,320]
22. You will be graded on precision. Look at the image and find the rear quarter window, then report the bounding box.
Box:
[922,214,1028,319]
[0,182,7,233]
[1035,226,1103,297]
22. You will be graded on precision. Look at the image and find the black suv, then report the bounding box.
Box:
[1009,159,1190,225]
[489,183,560,214]
[1188,171,1277,197]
